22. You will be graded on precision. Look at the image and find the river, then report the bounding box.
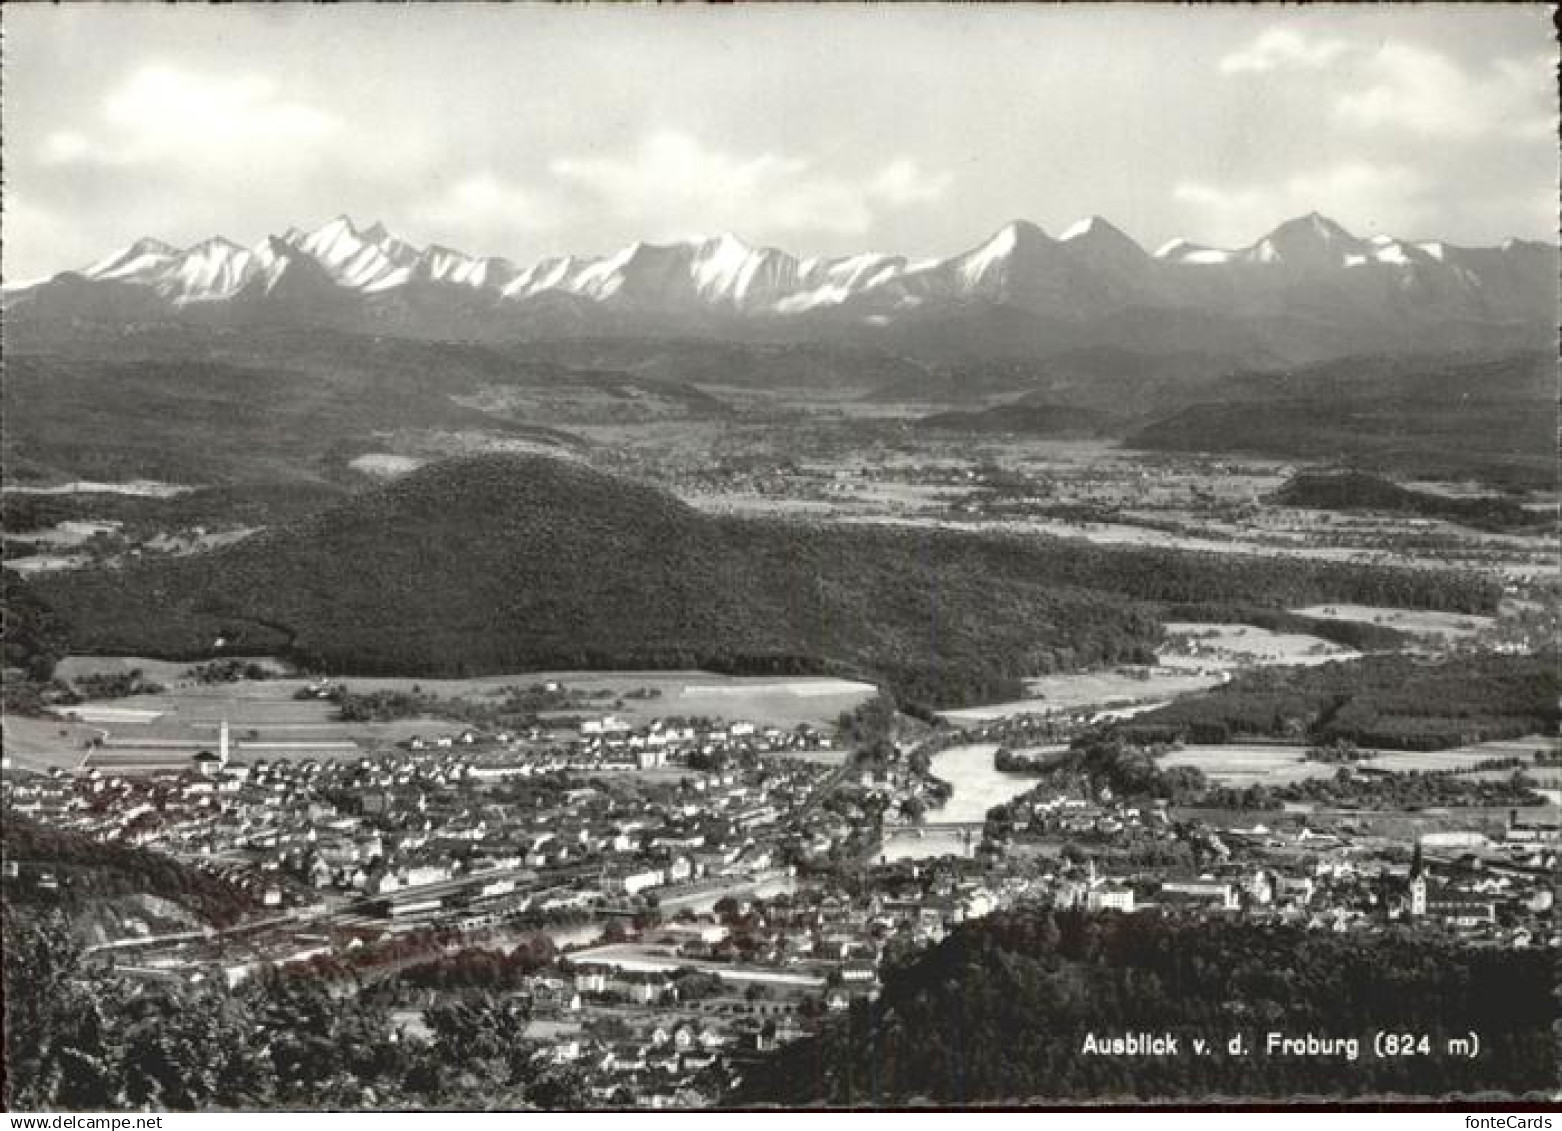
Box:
[881,742,1037,862]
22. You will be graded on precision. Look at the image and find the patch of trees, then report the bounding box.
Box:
[985,739,1211,837]
[837,691,900,758]
[71,669,166,700]
[1,575,79,715]
[3,817,257,929]
[993,747,1069,773]
[735,909,1557,1105]
[322,681,618,729]
[2,574,68,680]
[394,938,559,992]
[187,659,276,683]
[1306,739,1371,763]
[1124,654,1558,751]
[1267,767,1544,809]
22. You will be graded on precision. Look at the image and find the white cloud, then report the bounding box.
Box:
[1336,45,1555,140]
[41,65,340,168]
[1173,162,1435,244]
[413,175,556,241]
[550,132,951,242]
[2,191,95,286]
[1220,28,1351,74]
[868,158,955,206]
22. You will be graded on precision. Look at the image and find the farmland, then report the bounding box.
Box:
[36,658,877,774]
[1158,734,1560,788]
[1158,745,1342,787]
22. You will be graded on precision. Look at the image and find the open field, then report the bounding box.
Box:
[1161,735,1561,788]
[1366,745,1548,774]
[29,660,876,774]
[346,453,425,478]
[1,714,104,773]
[939,624,1352,724]
[939,669,1224,723]
[1159,622,1355,669]
[55,655,292,685]
[1291,604,1495,640]
[6,553,91,574]
[1159,745,1345,786]
[1172,804,1560,840]
[4,479,192,498]
[326,670,877,727]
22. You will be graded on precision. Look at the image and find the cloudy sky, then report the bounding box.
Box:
[4,4,1555,281]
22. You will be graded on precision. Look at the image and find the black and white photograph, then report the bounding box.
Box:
[1,1,1558,1115]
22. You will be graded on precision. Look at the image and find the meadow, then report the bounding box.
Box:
[1157,744,1342,786]
[39,658,877,774]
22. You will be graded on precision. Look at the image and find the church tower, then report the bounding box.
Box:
[218,718,231,768]
[1407,839,1427,918]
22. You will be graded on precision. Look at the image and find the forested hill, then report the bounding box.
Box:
[1125,351,1556,488]
[735,910,1558,1105]
[28,454,1500,710]
[1270,471,1547,533]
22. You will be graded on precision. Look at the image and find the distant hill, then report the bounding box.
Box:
[1126,351,1556,487]
[1271,470,1548,532]
[0,328,740,492]
[913,403,1116,436]
[863,345,1273,409]
[24,455,1500,709]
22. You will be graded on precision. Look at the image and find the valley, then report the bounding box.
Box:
[4,227,1556,1116]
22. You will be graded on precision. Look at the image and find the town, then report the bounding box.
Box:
[6,684,1556,1108]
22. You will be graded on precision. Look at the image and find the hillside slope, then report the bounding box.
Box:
[736,910,1557,1104]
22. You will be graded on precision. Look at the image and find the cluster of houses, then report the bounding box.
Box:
[408,716,837,773]
[1007,803,1558,948]
[3,727,866,947]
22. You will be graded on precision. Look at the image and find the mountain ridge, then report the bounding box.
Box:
[8,213,1555,361]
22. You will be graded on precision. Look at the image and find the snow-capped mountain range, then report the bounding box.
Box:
[8,213,1555,358]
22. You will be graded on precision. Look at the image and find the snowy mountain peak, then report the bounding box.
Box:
[1264,212,1360,247]
[700,231,754,253]
[128,236,179,258]
[189,235,245,253]
[284,216,416,292]
[84,237,182,281]
[1060,215,1128,243]
[992,219,1051,248]
[1058,216,1149,267]
[1246,213,1363,268]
